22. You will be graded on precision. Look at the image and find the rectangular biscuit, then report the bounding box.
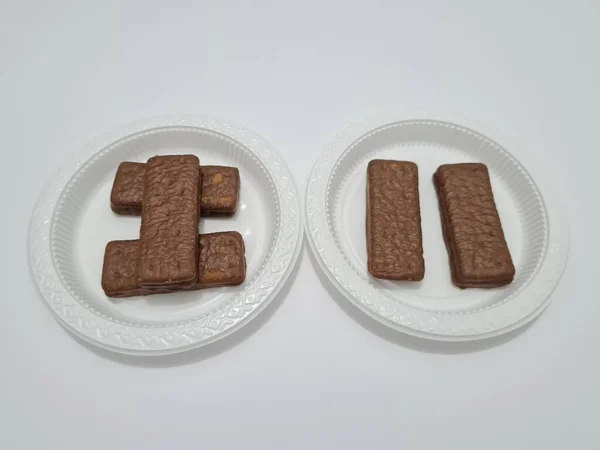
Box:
[110,162,239,215]
[434,163,515,288]
[366,160,425,280]
[101,232,246,298]
[137,155,200,288]
[110,162,147,215]
[200,165,240,215]
[101,240,149,298]
[190,231,246,289]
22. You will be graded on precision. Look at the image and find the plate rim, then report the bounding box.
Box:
[28,115,303,355]
[304,110,569,341]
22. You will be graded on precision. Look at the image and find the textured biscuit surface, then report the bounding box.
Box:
[101,232,246,298]
[137,155,200,288]
[194,232,246,288]
[366,160,424,280]
[110,163,239,215]
[200,166,240,214]
[101,241,149,297]
[110,162,145,215]
[434,163,515,288]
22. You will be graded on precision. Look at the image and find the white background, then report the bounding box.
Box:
[2,1,599,448]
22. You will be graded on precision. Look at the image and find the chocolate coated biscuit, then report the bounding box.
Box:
[137,155,200,288]
[110,162,239,215]
[101,240,149,298]
[101,232,246,298]
[200,166,240,215]
[434,163,515,288]
[366,160,425,280]
[110,162,146,215]
[192,231,246,288]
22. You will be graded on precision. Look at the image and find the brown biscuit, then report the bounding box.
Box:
[110,162,239,216]
[200,166,240,215]
[110,162,146,215]
[191,231,246,289]
[101,232,246,298]
[101,240,149,297]
[434,163,515,288]
[366,160,425,281]
[137,155,200,288]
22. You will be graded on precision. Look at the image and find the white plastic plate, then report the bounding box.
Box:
[306,112,568,341]
[29,116,302,355]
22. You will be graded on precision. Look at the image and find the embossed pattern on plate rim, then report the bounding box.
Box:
[305,110,569,341]
[28,115,303,355]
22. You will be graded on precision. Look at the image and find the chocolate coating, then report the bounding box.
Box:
[193,232,246,288]
[101,232,246,298]
[101,240,149,298]
[137,155,200,288]
[434,163,515,288]
[110,162,239,216]
[200,166,240,215]
[110,162,145,215]
[366,160,425,281]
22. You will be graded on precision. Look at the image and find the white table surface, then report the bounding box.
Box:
[2,1,599,448]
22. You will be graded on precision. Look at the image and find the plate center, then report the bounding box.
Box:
[53,128,279,326]
[332,141,526,314]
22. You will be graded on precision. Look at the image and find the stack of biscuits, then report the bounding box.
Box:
[101,155,246,298]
